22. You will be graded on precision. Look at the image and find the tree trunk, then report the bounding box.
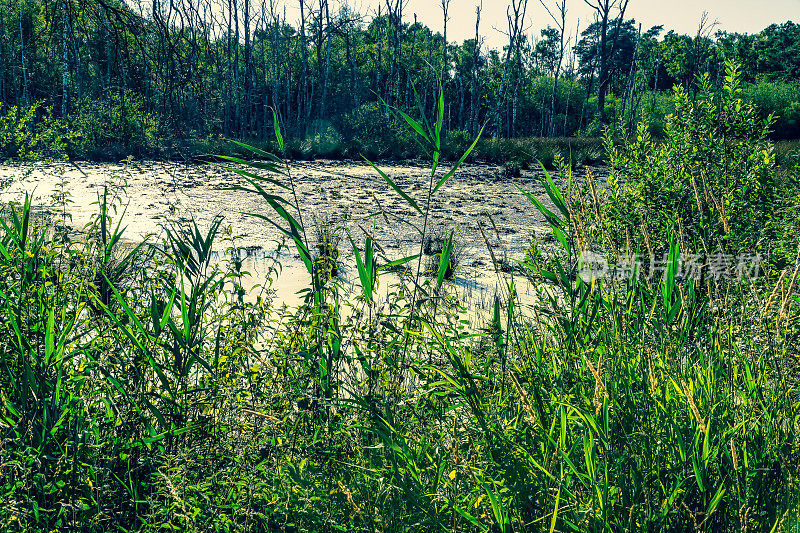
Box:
[407,14,417,105]
[544,0,566,137]
[299,0,309,128]
[243,0,252,136]
[61,0,69,118]
[512,70,519,137]
[621,24,642,133]
[563,19,579,135]
[345,30,357,108]
[102,12,112,93]
[394,0,402,106]
[320,0,331,121]
[494,0,527,138]
[233,0,240,136]
[469,5,481,135]
[375,5,383,110]
[440,0,450,136]
[0,12,6,103]
[587,0,630,126]
[20,0,29,107]
[441,0,449,77]
[458,75,464,130]
[597,9,609,124]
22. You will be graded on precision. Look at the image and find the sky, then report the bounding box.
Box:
[299,0,800,51]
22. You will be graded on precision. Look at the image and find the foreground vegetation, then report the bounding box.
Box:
[2,64,800,532]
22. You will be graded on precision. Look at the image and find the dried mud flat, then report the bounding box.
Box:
[0,159,606,308]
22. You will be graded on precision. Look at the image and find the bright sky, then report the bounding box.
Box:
[312,0,800,50]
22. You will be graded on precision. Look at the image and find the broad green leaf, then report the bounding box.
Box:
[363,157,423,214]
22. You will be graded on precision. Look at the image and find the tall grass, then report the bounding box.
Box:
[1,65,799,532]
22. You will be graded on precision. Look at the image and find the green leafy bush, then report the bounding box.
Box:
[503,160,521,177]
[71,91,164,159]
[338,101,410,158]
[742,80,800,139]
[0,102,74,161]
[299,121,345,158]
[602,61,780,256]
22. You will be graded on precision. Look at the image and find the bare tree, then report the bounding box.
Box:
[406,12,418,105]
[583,0,629,125]
[539,0,567,136]
[299,0,310,127]
[620,22,641,132]
[0,12,6,102]
[469,2,483,135]
[440,0,450,80]
[562,18,580,135]
[493,0,528,137]
[243,0,252,135]
[320,0,331,121]
[688,12,718,89]
[20,0,29,107]
[384,0,405,106]
[439,0,451,131]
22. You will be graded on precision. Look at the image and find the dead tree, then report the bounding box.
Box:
[440,0,450,79]
[582,0,629,125]
[384,0,405,107]
[563,18,579,135]
[493,0,528,137]
[620,23,641,133]
[440,0,451,132]
[469,3,482,136]
[20,0,29,107]
[298,0,310,127]
[62,0,69,117]
[539,0,567,137]
[320,0,331,121]
[0,12,6,102]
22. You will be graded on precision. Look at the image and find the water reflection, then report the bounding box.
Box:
[208,243,537,327]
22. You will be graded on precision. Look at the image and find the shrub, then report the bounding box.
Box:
[503,160,521,178]
[338,101,408,158]
[311,214,343,280]
[71,91,164,159]
[602,61,781,256]
[300,122,344,159]
[422,227,461,280]
[0,102,74,161]
[742,80,800,139]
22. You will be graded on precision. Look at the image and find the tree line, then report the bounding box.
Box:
[0,0,799,157]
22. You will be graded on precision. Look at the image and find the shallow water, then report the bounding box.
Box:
[0,158,562,314]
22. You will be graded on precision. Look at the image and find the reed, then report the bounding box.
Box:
[1,68,798,532]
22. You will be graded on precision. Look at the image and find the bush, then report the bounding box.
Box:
[602,61,781,256]
[503,160,521,178]
[0,102,74,161]
[71,91,164,159]
[338,102,409,158]
[299,121,345,159]
[515,75,589,137]
[742,80,800,139]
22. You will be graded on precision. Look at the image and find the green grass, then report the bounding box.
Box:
[1,67,799,532]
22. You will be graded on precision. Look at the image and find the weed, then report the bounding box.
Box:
[311,213,343,280]
[502,160,521,178]
[1,65,798,533]
[422,227,461,280]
